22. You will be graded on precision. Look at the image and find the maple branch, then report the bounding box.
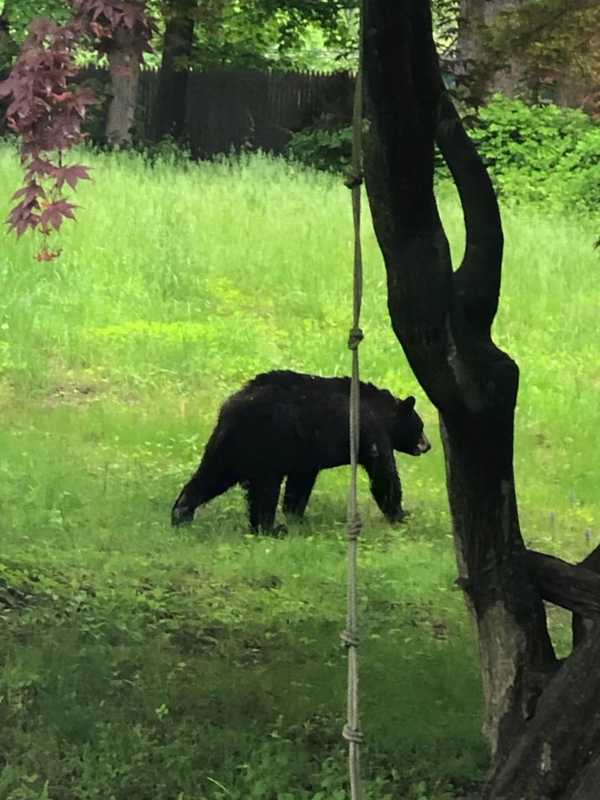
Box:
[0,1,155,260]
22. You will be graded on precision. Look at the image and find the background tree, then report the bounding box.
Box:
[0,2,16,71]
[362,0,600,797]
[456,0,600,108]
[0,1,155,148]
[152,0,196,140]
[71,1,156,147]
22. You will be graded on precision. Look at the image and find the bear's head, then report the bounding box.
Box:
[393,396,431,457]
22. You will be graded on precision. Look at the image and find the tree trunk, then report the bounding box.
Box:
[154,3,195,141]
[440,413,558,757]
[456,0,525,102]
[456,0,600,105]
[105,25,142,148]
[362,1,600,797]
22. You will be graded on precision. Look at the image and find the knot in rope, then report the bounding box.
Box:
[347,327,364,351]
[344,172,364,190]
[340,629,359,648]
[346,513,363,540]
[342,724,364,744]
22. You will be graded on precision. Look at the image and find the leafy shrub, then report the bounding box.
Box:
[554,126,600,211]
[470,95,590,174]
[286,124,353,174]
[288,95,600,214]
[468,94,600,211]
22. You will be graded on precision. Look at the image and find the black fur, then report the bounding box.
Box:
[171,370,430,532]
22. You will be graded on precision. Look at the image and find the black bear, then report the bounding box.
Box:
[171,370,431,532]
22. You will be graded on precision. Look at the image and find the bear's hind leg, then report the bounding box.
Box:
[244,475,283,534]
[283,469,318,520]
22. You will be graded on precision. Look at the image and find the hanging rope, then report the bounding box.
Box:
[341,7,364,798]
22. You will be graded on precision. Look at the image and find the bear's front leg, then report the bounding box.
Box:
[362,446,406,523]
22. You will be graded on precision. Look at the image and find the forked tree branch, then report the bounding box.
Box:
[362,0,461,411]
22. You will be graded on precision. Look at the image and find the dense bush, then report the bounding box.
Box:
[470,95,600,212]
[286,123,353,173]
[287,95,600,214]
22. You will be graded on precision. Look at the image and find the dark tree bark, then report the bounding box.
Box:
[362,1,600,797]
[153,0,196,141]
[572,545,600,649]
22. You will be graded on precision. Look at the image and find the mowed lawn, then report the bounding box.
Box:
[0,146,598,800]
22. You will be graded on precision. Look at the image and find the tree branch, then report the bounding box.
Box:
[362,0,461,411]
[525,549,600,618]
[436,91,503,334]
[572,543,600,648]
[579,542,600,572]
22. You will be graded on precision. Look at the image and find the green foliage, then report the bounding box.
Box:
[286,94,600,204]
[0,0,71,70]
[0,148,598,798]
[1,0,359,73]
[469,94,600,211]
[188,0,358,71]
[286,124,353,173]
[0,0,71,41]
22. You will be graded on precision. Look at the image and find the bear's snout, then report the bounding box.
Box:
[414,433,431,455]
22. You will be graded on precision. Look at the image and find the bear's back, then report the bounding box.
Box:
[242,370,397,404]
[220,370,398,423]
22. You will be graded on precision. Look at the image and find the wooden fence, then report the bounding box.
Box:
[80,67,354,157]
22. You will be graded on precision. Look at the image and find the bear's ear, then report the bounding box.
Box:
[402,396,416,410]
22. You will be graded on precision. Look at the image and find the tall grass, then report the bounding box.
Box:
[0,145,598,799]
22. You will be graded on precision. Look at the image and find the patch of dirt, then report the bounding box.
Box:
[47,382,104,406]
[46,379,143,407]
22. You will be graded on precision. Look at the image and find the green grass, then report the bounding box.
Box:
[0,145,598,800]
